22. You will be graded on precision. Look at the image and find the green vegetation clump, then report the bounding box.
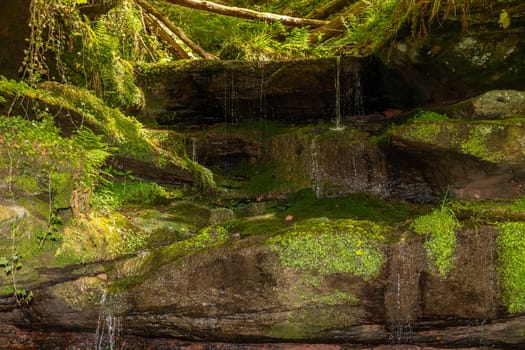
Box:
[56,211,148,263]
[399,111,451,144]
[0,114,110,213]
[269,219,386,280]
[307,290,357,305]
[412,111,451,123]
[63,2,150,110]
[392,111,514,164]
[280,189,426,226]
[413,206,460,278]
[157,225,230,265]
[511,198,525,212]
[220,213,284,238]
[496,221,525,313]
[92,180,170,210]
[460,124,504,163]
[0,76,215,192]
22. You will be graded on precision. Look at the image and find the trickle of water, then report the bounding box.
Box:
[352,70,364,116]
[190,137,197,163]
[221,70,237,123]
[258,62,267,119]
[230,70,236,122]
[332,56,344,131]
[388,240,412,345]
[96,291,122,350]
[310,139,321,198]
[388,322,412,344]
[396,271,401,312]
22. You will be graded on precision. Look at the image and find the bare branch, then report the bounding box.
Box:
[136,0,218,60]
[161,0,329,28]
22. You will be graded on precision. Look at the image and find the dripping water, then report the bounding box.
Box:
[311,139,321,198]
[259,61,267,120]
[331,56,345,131]
[96,291,122,350]
[190,137,197,163]
[229,69,237,124]
[352,70,364,116]
[388,239,412,345]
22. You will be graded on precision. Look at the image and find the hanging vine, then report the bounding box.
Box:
[23,0,86,84]
[23,0,170,110]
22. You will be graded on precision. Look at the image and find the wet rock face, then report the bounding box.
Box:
[135,58,404,127]
[194,126,388,198]
[6,224,524,348]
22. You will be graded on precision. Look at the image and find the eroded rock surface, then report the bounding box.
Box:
[0,223,521,348]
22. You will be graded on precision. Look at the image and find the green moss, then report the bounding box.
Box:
[279,189,427,227]
[0,115,86,210]
[0,284,15,297]
[413,206,460,278]
[0,77,215,192]
[269,219,386,280]
[511,198,525,212]
[157,225,231,265]
[270,306,354,340]
[50,172,75,209]
[460,124,503,162]
[412,111,451,123]
[404,121,443,144]
[13,176,40,194]
[307,290,357,306]
[50,277,105,312]
[220,213,285,238]
[393,111,517,164]
[95,180,171,209]
[167,201,214,230]
[130,209,193,245]
[56,211,148,263]
[496,221,525,313]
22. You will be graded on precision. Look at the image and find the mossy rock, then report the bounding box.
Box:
[269,219,386,280]
[0,205,19,233]
[125,208,194,247]
[437,90,525,120]
[391,116,525,165]
[0,78,216,192]
[167,201,232,230]
[56,211,147,263]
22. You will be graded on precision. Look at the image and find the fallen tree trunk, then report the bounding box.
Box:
[309,1,366,44]
[305,0,356,19]
[137,0,218,60]
[162,0,329,28]
[143,12,192,59]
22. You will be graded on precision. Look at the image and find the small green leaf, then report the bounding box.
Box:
[499,9,510,29]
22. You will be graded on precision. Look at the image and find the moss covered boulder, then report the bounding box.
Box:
[444,89,525,120]
[6,213,524,347]
[389,109,525,200]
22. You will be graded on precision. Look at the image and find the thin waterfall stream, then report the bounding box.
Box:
[95,291,122,350]
[331,56,344,131]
